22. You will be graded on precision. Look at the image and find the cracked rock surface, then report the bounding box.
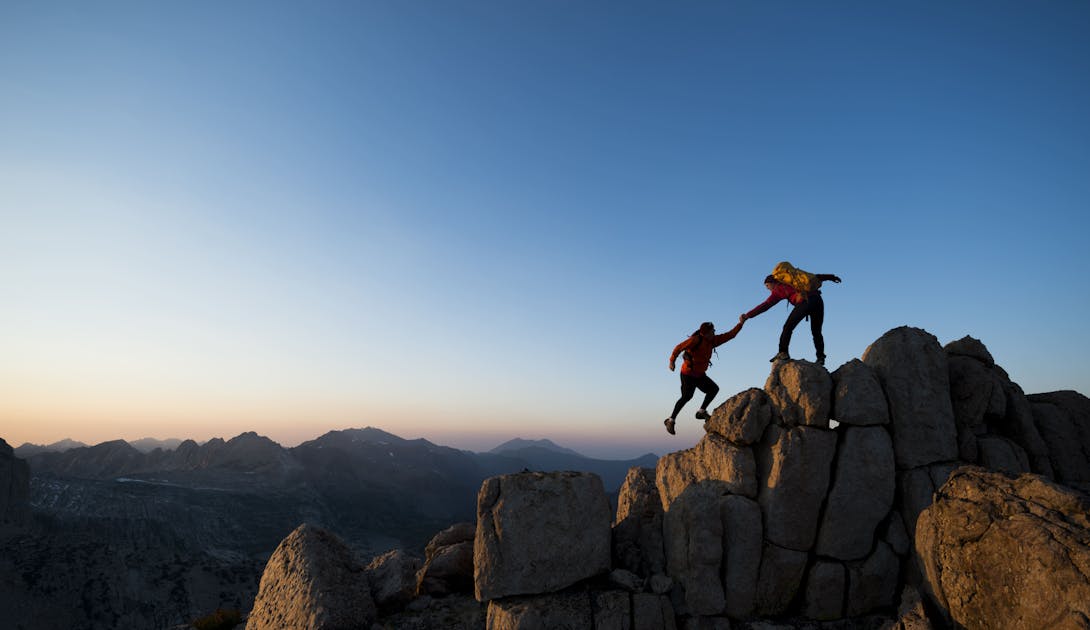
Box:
[915,467,1090,630]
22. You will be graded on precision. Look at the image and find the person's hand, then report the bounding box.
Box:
[669,361,676,372]
[739,313,748,322]
[831,275,842,283]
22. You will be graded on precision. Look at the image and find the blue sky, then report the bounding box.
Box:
[2,1,1089,458]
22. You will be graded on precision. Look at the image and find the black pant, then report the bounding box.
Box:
[670,373,719,419]
[780,292,825,357]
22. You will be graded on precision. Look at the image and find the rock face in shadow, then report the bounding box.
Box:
[862,327,958,469]
[365,548,421,614]
[663,482,727,615]
[1027,390,1090,490]
[720,494,762,618]
[830,359,889,427]
[613,467,665,578]
[756,425,837,551]
[0,438,30,528]
[486,590,594,629]
[473,471,611,602]
[944,334,1051,477]
[416,522,475,597]
[815,426,895,560]
[915,467,1090,629]
[246,524,375,630]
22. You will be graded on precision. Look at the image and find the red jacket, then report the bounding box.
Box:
[745,282,807,319]
[670,322,743,376]
[746,274,838,319]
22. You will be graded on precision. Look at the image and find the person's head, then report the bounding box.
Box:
[764,274,777,291]
[697,321,715,336]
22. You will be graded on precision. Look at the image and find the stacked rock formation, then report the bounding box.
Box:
[608,326,1090,627]
[246,326,1090,629]
[474,471,629,627]
[629,351,898,622]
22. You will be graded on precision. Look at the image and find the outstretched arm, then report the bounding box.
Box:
[817,274,842,283]
[743,293,780,320]
[713,320,745,346]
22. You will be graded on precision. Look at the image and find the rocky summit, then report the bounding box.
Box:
[245,325,1090,629]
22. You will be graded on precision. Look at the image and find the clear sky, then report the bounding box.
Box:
[3,1,1089,459]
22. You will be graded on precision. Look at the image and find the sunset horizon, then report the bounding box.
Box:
[5,1,1089,468]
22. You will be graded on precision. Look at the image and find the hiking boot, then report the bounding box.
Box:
[664,418,676,435]
[695,408,711,420]
[769,351,791,362]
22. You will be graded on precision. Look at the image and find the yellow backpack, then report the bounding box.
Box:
[771,261,821,293]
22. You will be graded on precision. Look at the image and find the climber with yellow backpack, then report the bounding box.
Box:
[740,262,842,366]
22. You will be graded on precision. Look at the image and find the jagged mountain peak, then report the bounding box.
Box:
[225,431,278,446]
[13,438,89,458]
[128,437,184,453]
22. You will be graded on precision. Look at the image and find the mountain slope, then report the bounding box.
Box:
[489,438,584,457]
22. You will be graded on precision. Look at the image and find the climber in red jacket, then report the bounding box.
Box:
[664,316,745,435]
[741,272,841,366]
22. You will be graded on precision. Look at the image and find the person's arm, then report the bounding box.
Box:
[743,292,782,320]
[712,320,745,346]
[817,274,842,283]
[669,337,693,371]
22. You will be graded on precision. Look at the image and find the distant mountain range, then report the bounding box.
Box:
[14,436,184,456]
[15,429,657,493]
[1,427,659,628]
[12,438,89,456]
[14,427,659,555]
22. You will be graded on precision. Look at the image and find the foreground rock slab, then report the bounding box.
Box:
[417,522,475,597]
[474,471,611,602]
[366,548,421,614]
[247,524,375,630]
[915,467,1090,629]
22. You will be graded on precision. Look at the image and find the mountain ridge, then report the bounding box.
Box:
[15,428,657,465]
[13,438,89,457]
